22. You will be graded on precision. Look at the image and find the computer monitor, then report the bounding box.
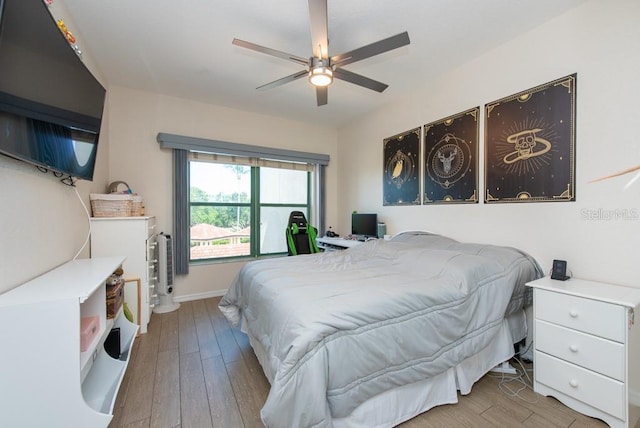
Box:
[351,213,377,239]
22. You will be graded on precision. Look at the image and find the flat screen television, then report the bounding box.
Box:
[351,213,377,239]
[0,0,106,181]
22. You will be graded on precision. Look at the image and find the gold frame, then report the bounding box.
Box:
[484,74,576,203]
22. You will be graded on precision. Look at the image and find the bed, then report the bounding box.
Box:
[219,231,543,427]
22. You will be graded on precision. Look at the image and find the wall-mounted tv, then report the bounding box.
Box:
[351,213,377,239]
[0,0,106,181]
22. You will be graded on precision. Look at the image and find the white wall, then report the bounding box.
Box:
[337,0,640,287]
[105,86,339,298]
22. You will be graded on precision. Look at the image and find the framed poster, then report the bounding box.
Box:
[485,74,576,203]
[424,107,479,203]
[383,127,420,206]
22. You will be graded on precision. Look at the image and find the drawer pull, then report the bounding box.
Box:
[569,344,578,353]
[569,379,579,388]
[569,310,579,318]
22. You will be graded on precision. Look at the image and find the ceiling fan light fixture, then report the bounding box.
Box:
[309,66,333,87]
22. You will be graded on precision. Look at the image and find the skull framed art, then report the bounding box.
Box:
[484,73,576,203]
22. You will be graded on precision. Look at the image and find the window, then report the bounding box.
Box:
[189,160,311,261]
[157,132,329,274]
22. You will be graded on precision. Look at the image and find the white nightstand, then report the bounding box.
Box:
[526,277,640,428]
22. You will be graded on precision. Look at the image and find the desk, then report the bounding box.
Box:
[316,237,364,251]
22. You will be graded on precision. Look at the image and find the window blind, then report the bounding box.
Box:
[188,151,314,172]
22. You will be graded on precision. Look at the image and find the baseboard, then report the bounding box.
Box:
[174,289,228,303]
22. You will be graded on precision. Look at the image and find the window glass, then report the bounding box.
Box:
[189,160,310,261]
[190,162,250,203]
[190,206,251,260]
[260,167,307,204]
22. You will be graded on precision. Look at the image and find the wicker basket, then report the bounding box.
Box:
[130,195,144,216]
[90,193,133,217]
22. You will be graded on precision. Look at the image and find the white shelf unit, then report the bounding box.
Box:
[527,277,640,428]
[0,257,137,428]
[90,216,157,334]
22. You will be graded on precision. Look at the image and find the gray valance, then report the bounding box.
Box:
[157,132,330,165]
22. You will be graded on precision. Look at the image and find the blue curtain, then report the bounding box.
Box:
[173,149,189,275]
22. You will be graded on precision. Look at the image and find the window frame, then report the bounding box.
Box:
[188,161,313,262]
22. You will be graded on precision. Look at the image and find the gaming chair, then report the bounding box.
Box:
[285,211,320,256]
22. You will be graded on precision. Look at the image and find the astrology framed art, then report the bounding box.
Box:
[485,73,576,203]
[383,127,420,206]
[424,107,479,204]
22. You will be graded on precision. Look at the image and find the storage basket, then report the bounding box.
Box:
[106,280,124,319]
[90,193,133,217]
[130,195,144,216]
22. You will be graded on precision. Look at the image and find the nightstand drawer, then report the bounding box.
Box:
[534,289,625,342]
[535,319,625,381]
[535,351,625,419]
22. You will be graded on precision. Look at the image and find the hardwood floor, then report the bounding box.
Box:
[109,297,607,428]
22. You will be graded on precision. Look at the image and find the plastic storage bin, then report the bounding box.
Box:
[80,316,100,352]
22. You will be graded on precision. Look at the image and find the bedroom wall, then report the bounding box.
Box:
[337,0,640,287]
[0,2,109,293]
[104,86,339,299]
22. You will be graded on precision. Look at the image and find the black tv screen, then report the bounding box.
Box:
[0,0,106,180]
[351,213,377,238]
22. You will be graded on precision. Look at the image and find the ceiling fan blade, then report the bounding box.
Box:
[232,38,309,66]
[331,31,410,67]
[308,0,329,59]
[257,70,308,90]
[316,86,328,106]
[333,68,388,92]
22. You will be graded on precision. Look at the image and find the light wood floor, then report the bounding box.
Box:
[109,297,607,428]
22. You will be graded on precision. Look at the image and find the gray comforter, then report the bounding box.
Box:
[219,232,542,427]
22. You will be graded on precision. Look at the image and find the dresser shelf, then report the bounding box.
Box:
[0,257,137,428]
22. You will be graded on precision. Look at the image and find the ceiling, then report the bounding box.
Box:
[60,0,587,128]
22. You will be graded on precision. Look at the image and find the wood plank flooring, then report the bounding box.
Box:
[109,297,607,428]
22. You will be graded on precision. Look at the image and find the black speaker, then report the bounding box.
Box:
[551,259,569,281]
[104,327,121,359]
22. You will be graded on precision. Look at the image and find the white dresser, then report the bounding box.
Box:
[91,216,158,334]
[527,277,640,428]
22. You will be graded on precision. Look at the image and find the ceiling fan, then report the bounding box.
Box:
[232,0,410,106]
